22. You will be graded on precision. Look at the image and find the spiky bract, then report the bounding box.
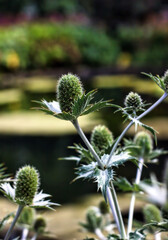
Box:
[15,166,39,206]
[134,131,153,156]
[143,204,162,226]
[18,206,35,226]
[91,125,113,156]
[124,92,142,109]
[33,216,47,234]
[57,73,83,113]
[163,70,168,92]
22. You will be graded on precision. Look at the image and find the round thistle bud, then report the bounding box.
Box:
[143,204,162,226]
[162,70,168,91]
[86,208,102,232]
[91,125,113,156]
[134,131,153,156]
[15,165,39,206]
[18,206,35,226]
[161,202,168,219]
[33,216,47,234]
[99,201,109,214]
[124,92,142,109]
[57,73,83,113]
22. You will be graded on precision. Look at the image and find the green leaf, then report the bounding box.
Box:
[81,101,114,116]
[0,212,14,230]
[72,90,96,117]
[129,230,146,240]
[141,122,157,145]
[114,177,141,192]
[69,144,94,163]
[141,72,165,92]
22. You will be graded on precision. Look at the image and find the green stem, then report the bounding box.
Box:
[107,92,168,166]
[109,182,127,239]
[72,120,104,169]
[4,205,24,240]
[72,119,125,238]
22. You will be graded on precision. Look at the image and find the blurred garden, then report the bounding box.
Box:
[0,1,168,240]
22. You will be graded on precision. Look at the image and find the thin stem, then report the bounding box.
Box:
[72,120,104,169]
[127,157,144,236]
[31,233,38,240]
[72,119,125,238]
[155,232,161,240]
[109,182,127,240]
[106,187,121,234]
[95,228,107,240]
[21,228,29,240]
[107,92,168,166]
[4,205,24,240]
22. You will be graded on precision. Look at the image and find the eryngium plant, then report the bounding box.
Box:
[0,165,59,240]
[35,71,168,240]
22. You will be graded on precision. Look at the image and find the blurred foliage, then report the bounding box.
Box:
[0,23,119,70]
[117,25,168,67]
[0,21,168,70]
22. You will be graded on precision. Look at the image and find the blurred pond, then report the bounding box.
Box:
[0,73,168,203]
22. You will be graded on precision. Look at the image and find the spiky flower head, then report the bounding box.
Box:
[143,204,162,225]
[18,206,35,226]
[33,216,47,234]
[91,125,113,156]
[99,201,109,214]
[15,165,39,206]
[162,70,168,92]
[134,131,153,156]
[86,207,102,232]
[57,73,83,113]
[124,92,142,109]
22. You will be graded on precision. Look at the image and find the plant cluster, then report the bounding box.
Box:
[36,71,168,240]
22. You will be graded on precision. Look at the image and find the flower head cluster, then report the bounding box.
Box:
[35,73,112,121]
[0,165,59,210]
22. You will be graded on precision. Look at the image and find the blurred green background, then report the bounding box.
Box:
[0,0,168,203]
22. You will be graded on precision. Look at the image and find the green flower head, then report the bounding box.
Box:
[15,165,39,206]
[163,70,168,92]
[86,208,102,232]
[134,131,153,156]
[124,92,142,109]
[33,216,47,234]
[18,206,35,226]
[143,204,162,224]
[91,125,113,156]
[57,73,83,113]
[99,201,109,214]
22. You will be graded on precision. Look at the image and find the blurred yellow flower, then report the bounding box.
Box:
[117,52,132,69]
[5,51,20,70]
